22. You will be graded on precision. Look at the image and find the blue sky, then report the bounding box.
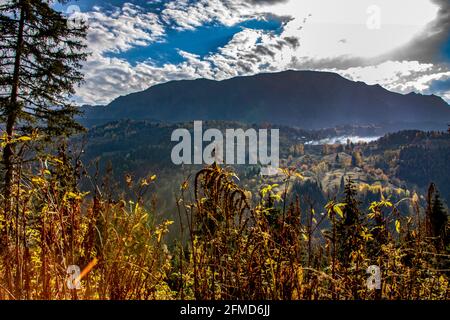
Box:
[443,37,450,60]
[57,0,450,105]
[60,0,285,66]
[105,18,283,66]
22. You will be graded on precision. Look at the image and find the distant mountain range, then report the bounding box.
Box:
[81,70,450,130]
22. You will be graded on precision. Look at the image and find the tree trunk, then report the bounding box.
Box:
[1,0,26,293]
[3,0,25,216]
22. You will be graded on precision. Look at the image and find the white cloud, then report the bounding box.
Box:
[85,3,165,54]
[323,61,450,103]
[264,0,440,60]
[335,61,434,87]
[161,0,251,30]
[75,0,450,105]
[79,52,215,105]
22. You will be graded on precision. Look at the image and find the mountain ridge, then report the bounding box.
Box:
[81,70,450,130]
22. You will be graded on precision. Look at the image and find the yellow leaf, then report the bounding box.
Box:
[31,177,46,185]
[395,220,401,234]
[334,204,344,218]
[67,191,81,200]
[295,172,304,180]
[53,158,64,164]
[17,136,32,142]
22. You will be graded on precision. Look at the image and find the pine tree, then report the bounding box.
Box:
[425,183,449,273]
[431,190,448,248]
[342,177,360,227]
[0,0,87,212]
[339,175,345,192]
[334,177,367,299]
[336,177,362,266]
[425,183,449,248]
[0,0,87,256]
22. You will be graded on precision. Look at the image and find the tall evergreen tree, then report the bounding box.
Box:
[431,190,448,248]
[425,183,449,273]
[426,183,449,248]
[336,177,362,266]
[0,0,87,245]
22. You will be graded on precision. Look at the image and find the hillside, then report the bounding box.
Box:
[75,121,450,219]
[81,70,450,130]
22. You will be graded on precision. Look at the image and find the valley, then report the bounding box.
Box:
[75,120,450,226]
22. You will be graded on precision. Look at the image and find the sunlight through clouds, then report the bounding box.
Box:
[71,0,450,105]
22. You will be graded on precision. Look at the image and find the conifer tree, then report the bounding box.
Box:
[336,177,362,266]
[0,0,87,246]
[425,183,449,272]
[430,188,448,249]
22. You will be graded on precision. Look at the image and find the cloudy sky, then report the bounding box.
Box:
[56,0,450,105]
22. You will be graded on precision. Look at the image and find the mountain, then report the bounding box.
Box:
[81,70,450,130]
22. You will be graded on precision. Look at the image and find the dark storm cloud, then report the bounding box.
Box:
[387,0,450,63]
